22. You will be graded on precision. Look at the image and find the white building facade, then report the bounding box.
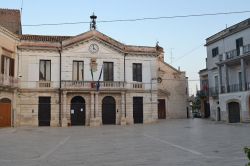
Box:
[205,18,250,123]
[17,30,161,127]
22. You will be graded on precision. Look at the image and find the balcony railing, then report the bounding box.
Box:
[224,44,250,61]
[197,90,209,98]
[0,74,18,88]
[226,49,238,60]
[209,87,219,97]
[37,81,52,88]
[62,81,125,90]
[227,84,243,93]
[246,82,250,91]
[243,44,250,54]
[131,82,144,90]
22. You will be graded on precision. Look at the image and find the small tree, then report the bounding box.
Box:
[244,147,250,166]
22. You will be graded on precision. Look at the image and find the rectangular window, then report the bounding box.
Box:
[39,60,51,81]
[214,75,218,88]
[238,72,242,85]
[212,47,219,57]
[236,37,243,56]
[103,62,113,81]
[1,55,14,76]
[133,63,142,82]
[73,61,84,81]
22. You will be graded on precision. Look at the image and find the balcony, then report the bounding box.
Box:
[227,84,243,93]
[209,87,219,97]
[224,44,250,61]
[197,90,209,98]
[0,74,18,88]
[62,81,125,90]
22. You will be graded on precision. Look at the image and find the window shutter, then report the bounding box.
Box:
[1,56,4,74]
[9,58,14,76]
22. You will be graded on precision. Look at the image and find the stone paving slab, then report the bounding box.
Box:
[0,119,249,166]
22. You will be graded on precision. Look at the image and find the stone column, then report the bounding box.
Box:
[121,92,126,125]
[90,92,98,127]
[90,92,95,119]
[241,58,246,91]
[62,91,68,127]
[218,66,222,93]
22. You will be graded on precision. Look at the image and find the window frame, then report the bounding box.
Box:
[133,63,142,82]
[72,60,84,81]
[103,62,114,81]
[212,47,219,57]
[39,59,51,81]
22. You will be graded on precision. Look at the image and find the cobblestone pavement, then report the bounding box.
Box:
[0,119,250,166]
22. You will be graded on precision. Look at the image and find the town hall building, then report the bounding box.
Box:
[0,9,188,127]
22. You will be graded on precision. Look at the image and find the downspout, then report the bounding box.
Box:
[124,53,127,117]
[59,41,62,127]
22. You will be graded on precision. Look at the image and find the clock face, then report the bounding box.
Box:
[89,43,99,53]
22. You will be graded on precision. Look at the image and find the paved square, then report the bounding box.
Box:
[0,119,249,166]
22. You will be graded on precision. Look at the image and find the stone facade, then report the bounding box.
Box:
[157,59,188,119]
[0,25,19,127]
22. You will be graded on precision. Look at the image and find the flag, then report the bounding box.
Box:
[96,64,103,91]
[90,67,94,81]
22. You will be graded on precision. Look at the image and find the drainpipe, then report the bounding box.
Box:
[124,53,127,117]
[58,41,62,127]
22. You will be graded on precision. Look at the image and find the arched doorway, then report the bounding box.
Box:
[0,98,11,127]
[102,96,116,125]
[228,102,240,123]
[70,96,85,126]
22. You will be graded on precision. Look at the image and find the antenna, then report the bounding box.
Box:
[21,0,24,16]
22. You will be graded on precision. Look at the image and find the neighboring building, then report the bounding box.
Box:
[198,68,210,118]
[0,25,19,127]
[204,18,250,123]
[157,52,189,119]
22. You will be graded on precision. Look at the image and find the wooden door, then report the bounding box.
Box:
[158,99,166,119]
[70,96,85,126]
[0,101,11,127]
[133,97,143,124]
[38,97,51,126]
[228,102,240,123]
[102,96,116,125]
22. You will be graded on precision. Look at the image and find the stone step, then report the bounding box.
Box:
[243,118,250,123]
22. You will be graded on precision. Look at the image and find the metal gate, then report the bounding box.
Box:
[0,98,11,127]
[70,96,85,126]
[133,97,143,124]
[228,102,240,123]
[158,99,166,119]
[102,96,116,125]
[38,97,51,126]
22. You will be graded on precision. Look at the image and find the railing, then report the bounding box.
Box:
[243,44,250,54]
[197,90,209,98]
[245,82,250,91]
[224,44,250,61]
[209,87,219,97]
[37,81,52,88]
[227,84,243,93]
[131,82,144,89]
[0,74,18,88]
[62,81,125,90]
[226,49,237,60]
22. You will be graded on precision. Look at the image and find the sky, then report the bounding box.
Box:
[1,0,250,95]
